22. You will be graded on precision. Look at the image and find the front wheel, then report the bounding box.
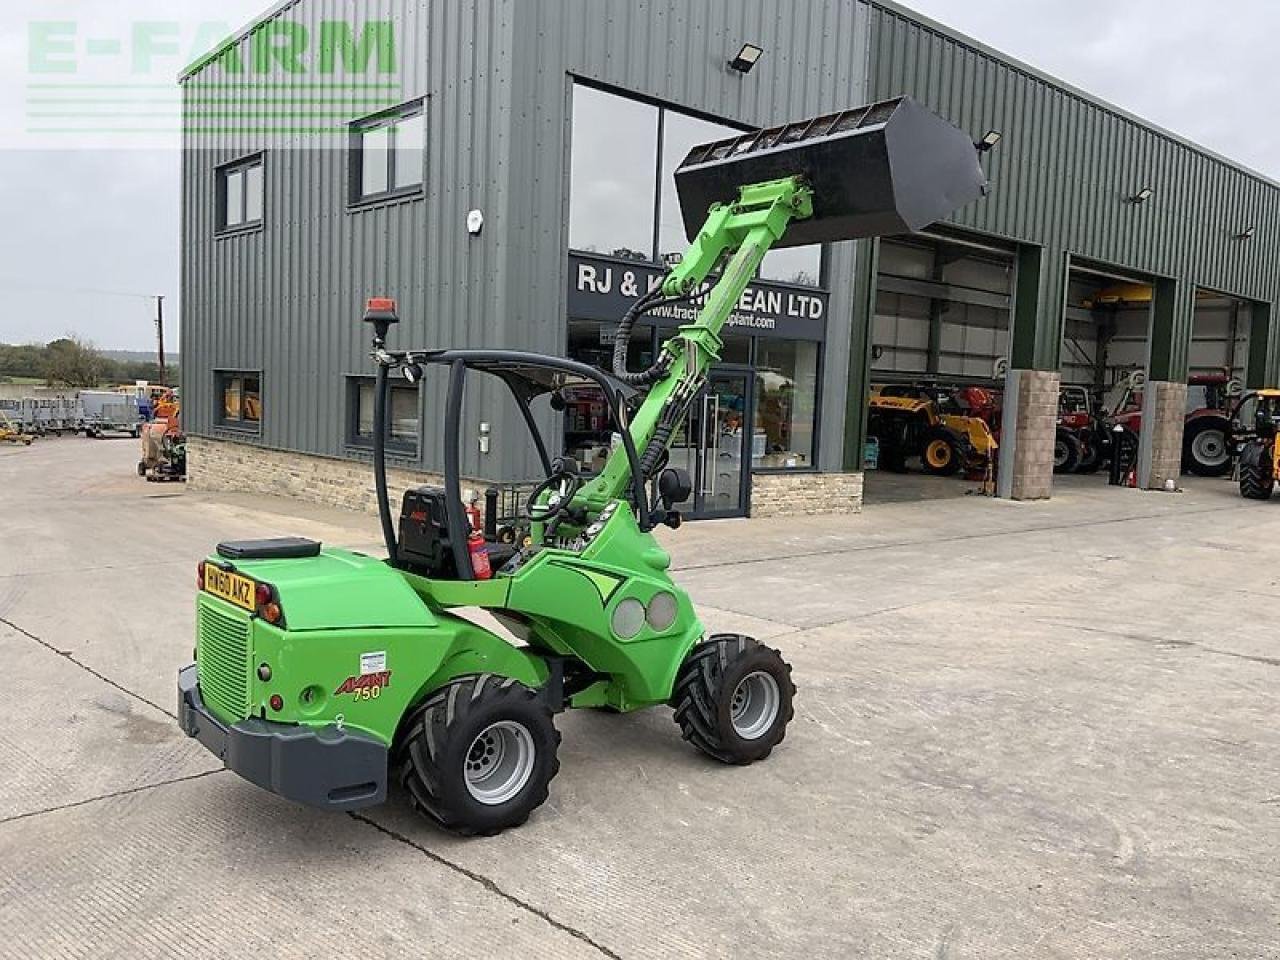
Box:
[1239,442,1275,500]
[1054,429,1083,473]
[394,674,560,835]
[920,428,961,477]
[672,635,795,765]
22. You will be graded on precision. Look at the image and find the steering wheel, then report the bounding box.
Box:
[526,456,582,523]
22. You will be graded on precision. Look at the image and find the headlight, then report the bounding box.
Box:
[610,598,646,639]
[646,591,678,631]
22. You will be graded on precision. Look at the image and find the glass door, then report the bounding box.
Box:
[668,370,752,519]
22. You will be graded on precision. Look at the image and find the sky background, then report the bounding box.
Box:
[1,0,1278,352]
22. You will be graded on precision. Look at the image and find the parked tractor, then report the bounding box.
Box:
[1105,371,1239,477]
[1054,385,1108,474]
[1236,389,1280,499]
[0,411,34,446]
[868,384,997,476]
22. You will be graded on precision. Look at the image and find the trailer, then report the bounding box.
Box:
[79,391,144,438]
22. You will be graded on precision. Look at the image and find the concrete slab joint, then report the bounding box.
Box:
[1138,380,1189,491]
[998,368,1059,501]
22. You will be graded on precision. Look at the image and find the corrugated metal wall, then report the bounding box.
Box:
[864,1,1280,378]
[182,0,522,481]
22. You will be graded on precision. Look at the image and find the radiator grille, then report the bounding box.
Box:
[197,599,252,723]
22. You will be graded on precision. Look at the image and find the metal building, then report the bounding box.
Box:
[181,0,1280,515]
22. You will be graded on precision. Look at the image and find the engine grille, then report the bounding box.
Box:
[197,599,252,723]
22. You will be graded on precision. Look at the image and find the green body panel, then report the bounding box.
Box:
[192,177,807,748]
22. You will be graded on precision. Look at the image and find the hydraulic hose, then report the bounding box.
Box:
[372,360,399,565]
[611,280,703,387]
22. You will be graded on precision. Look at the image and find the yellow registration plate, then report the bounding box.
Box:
[204,566,256,612]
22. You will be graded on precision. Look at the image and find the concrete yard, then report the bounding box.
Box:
[1,437,1276,959]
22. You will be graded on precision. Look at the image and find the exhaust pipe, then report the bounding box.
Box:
[673,96,987,247]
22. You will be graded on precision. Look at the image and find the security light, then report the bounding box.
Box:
[1237,225,1256,240]
[975,129,1002,152]
[728,43,764,73]
[1129,187,1154,204]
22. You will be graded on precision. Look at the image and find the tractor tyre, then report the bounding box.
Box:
[672,634,795,765]
[1183,417,1232,477]
[920,428,961,477]
[1076,439,1103,474]
[1238,449,1275,501]
[1053,430,1083,474]
[394,674,560,836]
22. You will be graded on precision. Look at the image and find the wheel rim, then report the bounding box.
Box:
[463,721,536,806]
[1192,429,1228,466]
[730,671,781,740]
[926,440,951,468]
[1054,439,1070,467]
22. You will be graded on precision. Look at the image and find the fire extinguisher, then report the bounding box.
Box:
[464,497,482,531]
[468,530,492,580]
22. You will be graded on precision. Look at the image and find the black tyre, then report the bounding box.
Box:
[1239,443,1275,501]
[1183,417,1232,477]
[920,428,961,477]
[1053,429,1083,474]
[1076,436,1103,473]
[137,460,148,477]
[395,674,560,836]
[672,635,795,765]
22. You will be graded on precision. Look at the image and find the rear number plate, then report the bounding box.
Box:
[204,567,255,612]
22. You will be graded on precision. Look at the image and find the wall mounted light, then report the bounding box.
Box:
[975,129,1002,152]
[728,43,764,74]
[1236,225,1256,240]
[1128,187,1154,204]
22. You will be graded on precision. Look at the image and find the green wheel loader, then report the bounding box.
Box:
[178,96,988,834]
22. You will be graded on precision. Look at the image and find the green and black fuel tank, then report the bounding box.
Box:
[673,95,986,248]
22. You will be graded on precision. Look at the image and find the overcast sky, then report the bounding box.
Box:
[1,0,1278,352]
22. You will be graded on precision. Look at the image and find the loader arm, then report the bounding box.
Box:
[575,177,812,511]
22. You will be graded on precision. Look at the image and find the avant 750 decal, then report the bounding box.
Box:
[335,671,392,699]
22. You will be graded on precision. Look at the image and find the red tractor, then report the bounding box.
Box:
[1104,371,1239,477]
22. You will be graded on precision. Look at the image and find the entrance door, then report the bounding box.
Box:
[667,370,752,519]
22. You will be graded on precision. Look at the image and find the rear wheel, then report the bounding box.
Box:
[1239,442,1275,500]
[395,674,560,835]
[920,429,961,476]
[1183,418,1232,477]
[672,635,795,764]
[1076,437,1103,473]
[1053,430,1083,473]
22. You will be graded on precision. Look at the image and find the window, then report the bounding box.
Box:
[564,320,656,472]
[569,85,658,259]
[352,102,425,203]
[752,340,819,469]
[569,82,822,286]
[217,371,261,430]
[217,155,264,232]
[349,378,420,454]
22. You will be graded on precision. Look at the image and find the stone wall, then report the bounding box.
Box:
[751,471,864,517]
[1006,368,1060,501]
[189,436,864,519]
[187,436,455,516]
[1141,380,1188,490]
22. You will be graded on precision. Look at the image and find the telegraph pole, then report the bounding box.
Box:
[155,295,167,386]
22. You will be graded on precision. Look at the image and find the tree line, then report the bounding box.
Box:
[0,338,178,389]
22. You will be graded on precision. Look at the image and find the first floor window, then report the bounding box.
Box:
[352,101,425,203]
[218,371,261,429]
[753,340,819,469]
[350,378,420,453]
[217,155,264,232]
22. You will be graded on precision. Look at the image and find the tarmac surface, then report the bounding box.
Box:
[1,436,1276,959]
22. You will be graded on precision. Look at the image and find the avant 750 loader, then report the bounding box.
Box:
[178,96,987,834]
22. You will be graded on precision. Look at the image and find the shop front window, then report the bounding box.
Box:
[752,340,819,469]
[564,320,655,472]
[657,111,739,263]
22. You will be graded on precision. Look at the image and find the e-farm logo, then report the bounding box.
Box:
[23,18,402,146]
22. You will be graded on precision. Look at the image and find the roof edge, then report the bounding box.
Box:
[178,0,303,82]
[869,0,1280,191]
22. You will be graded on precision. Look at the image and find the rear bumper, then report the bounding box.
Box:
[177,664,387,811]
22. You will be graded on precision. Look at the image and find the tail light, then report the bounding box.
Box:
[254,582,285,627]
[196,561,205,590]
